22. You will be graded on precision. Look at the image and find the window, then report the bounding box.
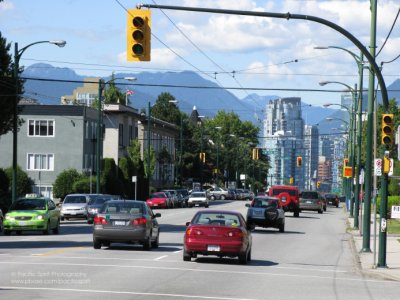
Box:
[28,120,54,137]
[119,124,124,147]
[27,154,54,171]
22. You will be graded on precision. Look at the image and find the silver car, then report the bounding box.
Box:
[299,191,323,214]
[188,191,209,208]
[61,194,95,220]
[93,200,161,250]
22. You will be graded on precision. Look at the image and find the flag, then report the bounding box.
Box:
[126,89,134,96]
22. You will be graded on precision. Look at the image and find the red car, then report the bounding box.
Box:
[146,192,171,209]
[183,210,252,264]
[268,185,301,217]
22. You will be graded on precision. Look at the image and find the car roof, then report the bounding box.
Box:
[270,185,299,190]
[254,196,279,200]
[104,200,145,204]
[194,209,242,216]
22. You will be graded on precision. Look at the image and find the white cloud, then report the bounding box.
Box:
[0,1,14,11]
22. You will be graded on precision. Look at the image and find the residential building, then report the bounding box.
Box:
[61,77,99,106]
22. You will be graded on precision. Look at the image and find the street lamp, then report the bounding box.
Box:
[96,76,136,193]
[12,40,66,203]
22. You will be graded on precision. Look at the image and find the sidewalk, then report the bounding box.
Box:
[347,216,400,281]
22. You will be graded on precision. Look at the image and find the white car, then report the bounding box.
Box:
[188,192,209,208]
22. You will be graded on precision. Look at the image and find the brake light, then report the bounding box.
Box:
[186,227,203,236]
[132,217,147,225]
[225,229,243,238]
[94,216,108,225]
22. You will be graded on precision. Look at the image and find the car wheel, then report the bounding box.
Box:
[293,211,300,218]
[43,221,51,235]
[188,204,192,208]
[323,206,327,212]
[183,249,191,261]
[247,247,252,262]
[61,217,64,221]
[210,195,215,201]
[318,209,323,214]
[220,195,226,200]
[205,203,209,208]
[279,223,285,233]
[4,230,11,235]
[103,241,111,247]
[152,231,160,248]
[238,249,248,265]
[93,238,101,249]
[16,230,22,235]
[143,235,152,251]
[53,219,60,234]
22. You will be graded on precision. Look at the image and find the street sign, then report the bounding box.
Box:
[132,176,137,183]
[374,159,382,176]
[389,158,394,176]
[359,168,365,184]
[343,166,352,178]
[391,206,400,219]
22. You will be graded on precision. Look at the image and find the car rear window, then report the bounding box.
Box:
[253,198,278,208]
[64,196,87,204]
[11,199,46,210]
[101,202,143,214]
[192,213,241,226]
[89,198,111,205]
[191,192,205,197]
[300,192,319,199]
[151,193,166,198]
[271,189,298,196]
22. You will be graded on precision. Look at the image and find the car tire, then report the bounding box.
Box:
[93,238,101,249]
[210,195,215,201]
[279,223,285,233]
[4,230,11,235]
[43,222,51,235]
[183,249,191,261]
[152,231,160,248]
[16,230,22,235]
[318,209,323,214]
[238,249,248,265]
[205,203,209,208]
[53,220,60,234]
[61,217,64,221]
[103,241,110,247]
[323,206,327,212]
[220,195,226,200]
[143,235,152,251]
[293,211,300,218]
[247,247,252,262]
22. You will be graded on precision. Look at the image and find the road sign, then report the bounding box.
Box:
[132,176,137,182]
[343,166,352,178]
[374,159,382,176]
[391,206,400,219]
[389,158,394,176]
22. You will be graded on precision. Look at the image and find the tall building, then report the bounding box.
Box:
[263,97,305,188]
[304,125,319,190]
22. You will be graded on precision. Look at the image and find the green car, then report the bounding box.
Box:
[3,197,60,235]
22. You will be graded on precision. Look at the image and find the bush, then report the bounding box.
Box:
[5,166,32,198]
[53,169,82,199]
[72,177,94,194]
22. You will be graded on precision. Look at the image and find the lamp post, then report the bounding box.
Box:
[320,81,358,220]
[12,40,66,203]
[96,77,136,194]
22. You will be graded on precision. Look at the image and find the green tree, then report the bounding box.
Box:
[53,169,82,199]
[0,31,23,136]
[143,146,156,179]
[104,73,126,105]
[150,92,181,125]
[127,139,142,172]
[0,168,10,212]
[5,166,32,198]
[72,177,93,194]
[102,158,124,195]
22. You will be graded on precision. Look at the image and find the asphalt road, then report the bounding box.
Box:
[0,200,399,300]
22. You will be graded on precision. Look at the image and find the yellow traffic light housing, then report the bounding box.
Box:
[127,9,151,61]
[317,181,321,188]
[199,152,206,163]
[296,156,302,167]
[252,148,259,160]
[381,114,394,145]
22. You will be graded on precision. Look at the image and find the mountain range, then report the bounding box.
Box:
[22,63,400,135]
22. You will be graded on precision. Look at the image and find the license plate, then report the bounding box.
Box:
[207,245,220,251]
[114,221,126,226]
[69,212,76,215]
[329,201,333,204]
[254,210,262,215]
[18,221,28,226]
[281,199,286,202]
[306,201,312,204]
[195,204,199,207]
[153,204,158,207]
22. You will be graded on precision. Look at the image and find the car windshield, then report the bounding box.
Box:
[192,212,241,226]
[101,202,144,214]
[191,192,205,197]
[271,189,298,196]
[64,196,87,204]
[253,199,278,208]
[89,198,111,205]
[151,193,166,199]
[301,192,319,199]
[11,199,46,210]
[325,194,336,199]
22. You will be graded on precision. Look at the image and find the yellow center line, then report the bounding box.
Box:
[32,247,88,257]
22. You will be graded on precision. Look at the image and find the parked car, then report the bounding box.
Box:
[3,196,60,235]
[93,200,161,250]
[268,185,301,217]
[161,190,179,208]
[176,189,190,206]
[146,192,172,209]
[60,194,92,220]
[183,210,252,264]
[188,191,209,208]
[207,187,229,200]
[246,196,285,232]
[325,193,339,208]
[87,196,113,224]
[299,191,324,214]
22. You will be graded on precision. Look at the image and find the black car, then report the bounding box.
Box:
[245,196,285,232]
[176,189,190,206]
[87,196,113,224]
[325,193,339,208]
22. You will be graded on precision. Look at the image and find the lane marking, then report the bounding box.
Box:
[0,286,256,300]
[173,250,182,253]
[154,255,168,261]
[0,261,394,284]
[32,247,87,257]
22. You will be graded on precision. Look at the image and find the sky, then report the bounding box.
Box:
[1,0,400,109]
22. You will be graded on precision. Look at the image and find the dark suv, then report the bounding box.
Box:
[324,194,339,208]
[245,196,285,232]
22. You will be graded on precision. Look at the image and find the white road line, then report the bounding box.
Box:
[173,250,183,253]
[0,286,257,300]
[154,255,168,261]
[0,261,393,284]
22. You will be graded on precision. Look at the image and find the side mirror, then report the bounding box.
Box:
[245,203,250,207]
[185,221,191,227]
[154,213,161,218]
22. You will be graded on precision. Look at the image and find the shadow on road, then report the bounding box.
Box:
[159,224,187,233]
[252,229,305,235]
[0,240,92,249]
[103,243,181,252]
[193,256,279,266]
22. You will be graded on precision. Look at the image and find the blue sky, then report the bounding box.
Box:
[1,0,399,108]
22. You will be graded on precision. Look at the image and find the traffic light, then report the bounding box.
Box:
[296,156,302,167]
[199,152,206,163]
[252,148,259,160]
[381,114,394,145]
[317,181,321,188]
[289,177,294,184]
[127,9,151,61]
[383,156,391,174]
